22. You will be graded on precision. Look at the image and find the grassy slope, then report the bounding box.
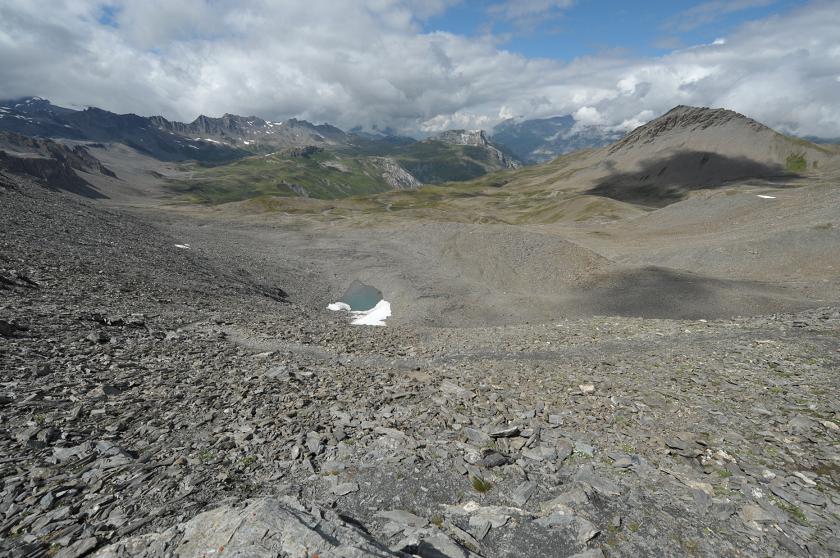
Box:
[216,125,840,225]
[356,150,644,224]
[232,149,646,225]
[168,150,394,203]
[168,139,518,204]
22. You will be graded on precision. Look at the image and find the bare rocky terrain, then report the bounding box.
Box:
[2,106,840,558]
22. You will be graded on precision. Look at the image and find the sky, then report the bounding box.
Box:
[0,0,838,137]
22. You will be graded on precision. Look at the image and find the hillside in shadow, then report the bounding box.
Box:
[0,152,107,199]
[572,266,808,319]
[587,150,797,207]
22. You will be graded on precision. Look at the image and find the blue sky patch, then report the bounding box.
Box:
[422,0,807,60]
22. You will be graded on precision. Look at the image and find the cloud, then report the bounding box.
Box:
[0,0,838,137]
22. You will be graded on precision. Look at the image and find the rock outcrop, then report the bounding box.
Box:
[371,156,422,189]
[432,130,520,170]
[0,132,114,197]
[93,497,401,558]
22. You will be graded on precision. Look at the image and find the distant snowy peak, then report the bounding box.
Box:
[1,96,77,118]
[149,113,348,148]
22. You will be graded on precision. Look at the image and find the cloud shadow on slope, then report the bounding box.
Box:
[572,266,809,320]
[586,150,798,207]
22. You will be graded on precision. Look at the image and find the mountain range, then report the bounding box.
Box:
[0,97,529,197]
[0,96,628,169]
[2,96,837,207]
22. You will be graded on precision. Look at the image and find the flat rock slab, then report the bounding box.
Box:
[93,497,399,558]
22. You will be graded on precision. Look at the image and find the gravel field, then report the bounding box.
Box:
[2,167,840,557]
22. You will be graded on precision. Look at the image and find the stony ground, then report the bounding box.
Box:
[2,174,840,557]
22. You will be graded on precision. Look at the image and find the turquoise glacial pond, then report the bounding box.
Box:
[340,280,383,311]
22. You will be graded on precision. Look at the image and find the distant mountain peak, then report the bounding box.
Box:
[3,96,47,105]
[490,115,622,164]
[433,129,491,147]
[430,129,520,169]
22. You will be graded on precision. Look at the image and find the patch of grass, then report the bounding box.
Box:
[785,153,807,172]
[716,469,733,478]
[771,497,808,524]
[471,475,493,494]
[430,514,444,528]
[240,455,257,467]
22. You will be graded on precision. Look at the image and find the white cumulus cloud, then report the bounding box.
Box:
[0,0,838,137]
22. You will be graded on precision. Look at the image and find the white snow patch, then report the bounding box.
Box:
[351,300,391,326]
[757,194,776,199]
[327,299,391,326]
[175,244,191,250]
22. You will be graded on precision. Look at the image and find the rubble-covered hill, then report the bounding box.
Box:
[0,132,117,198]
[586,105,838,206]
[1,169,840,558]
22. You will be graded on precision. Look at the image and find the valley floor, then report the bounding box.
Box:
[1,171,840,557]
